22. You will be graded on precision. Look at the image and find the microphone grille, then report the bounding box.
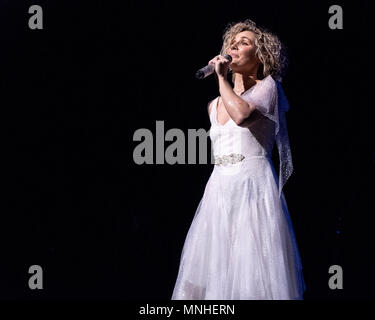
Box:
[224,54,232,62]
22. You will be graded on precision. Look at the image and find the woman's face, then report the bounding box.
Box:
[227,30,259,75]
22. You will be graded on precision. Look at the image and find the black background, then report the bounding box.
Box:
[1,0,373,301]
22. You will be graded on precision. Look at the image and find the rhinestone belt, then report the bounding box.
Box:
[214,153,245,166]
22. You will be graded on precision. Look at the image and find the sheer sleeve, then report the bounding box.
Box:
[241,75,293,198]
[241,75,278,123]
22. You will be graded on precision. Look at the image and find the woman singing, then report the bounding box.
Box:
[171,19,306,300]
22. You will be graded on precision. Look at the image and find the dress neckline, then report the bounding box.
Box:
[215,97,231,127]
[215,77,265,127]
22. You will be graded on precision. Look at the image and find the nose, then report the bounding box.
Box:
[230,42,238,51]
[229,48,238,57]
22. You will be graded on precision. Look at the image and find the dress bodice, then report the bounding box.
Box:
[207,75,293,198]
[209,96,275,160]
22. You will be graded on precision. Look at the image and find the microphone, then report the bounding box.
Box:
[195,54,232,79]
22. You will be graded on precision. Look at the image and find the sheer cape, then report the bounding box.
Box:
[241,75,293,198]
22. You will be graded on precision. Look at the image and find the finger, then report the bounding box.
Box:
[216,56,228,63]
[217,59,229,65]
[218,55,229,62]
[209,56,218,63]
[220,55,231,63]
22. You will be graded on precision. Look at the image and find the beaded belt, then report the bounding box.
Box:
[214,153,245,166]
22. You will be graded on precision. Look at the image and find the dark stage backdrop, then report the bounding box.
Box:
[1,0,373,301]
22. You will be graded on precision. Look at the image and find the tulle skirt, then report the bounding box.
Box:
[171,156,306,300]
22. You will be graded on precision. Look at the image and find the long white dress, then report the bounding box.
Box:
[171,75,306,300]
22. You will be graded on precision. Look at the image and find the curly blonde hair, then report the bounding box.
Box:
[220,19,288,82]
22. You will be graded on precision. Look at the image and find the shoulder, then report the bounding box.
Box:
[252,75,278,102]
[243,75,276,100]
[260,75,277,90]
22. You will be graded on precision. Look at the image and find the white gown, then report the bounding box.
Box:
[171,75,306,300]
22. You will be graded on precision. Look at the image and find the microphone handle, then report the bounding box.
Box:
[195,64,214,79]
[195,54,232,79]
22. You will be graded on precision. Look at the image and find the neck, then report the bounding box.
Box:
[233,71,260,95]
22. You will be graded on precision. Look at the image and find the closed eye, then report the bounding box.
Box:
[231,41,249,47]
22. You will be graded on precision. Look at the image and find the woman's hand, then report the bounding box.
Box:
[208,55,231,79]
